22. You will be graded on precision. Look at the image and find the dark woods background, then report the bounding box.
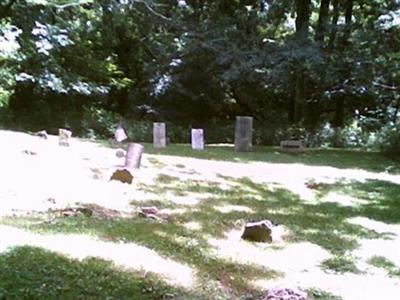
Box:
[0,0,399,152]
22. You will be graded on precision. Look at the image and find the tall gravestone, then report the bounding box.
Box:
[234,116,253,152]
[125,143,144,169]
[153,122,166,148]
[191,128,204,150]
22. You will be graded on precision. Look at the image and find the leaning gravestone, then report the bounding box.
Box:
[110,143,144,184]
[191,128,204,150]
[114,124,128,143]
[125,143,144,169]
[59,128,72,146]
[153,122,166,148]
[234,116,253,152]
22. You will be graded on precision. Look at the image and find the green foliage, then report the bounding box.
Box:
[0,246,189,300]
[0,0,399,148]
[378,123,400,157]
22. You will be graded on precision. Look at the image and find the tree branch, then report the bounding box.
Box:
[134,0,171,21]
[54,0,93,10]
[373,81,399,91]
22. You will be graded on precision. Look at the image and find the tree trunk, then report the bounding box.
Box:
[294,68,305,123]
[328,0,340,50]
[295,0,311,36]
[315,0,330,44]
[333,0,354,129]
[342,0,354,46]
[292,0,311,124]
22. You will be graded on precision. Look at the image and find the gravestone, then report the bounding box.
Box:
[110,143,144,184]
[280,140,304,154]
[125,143,144,169]
[114,124,128,143]
[262,287,307,300]
[241,220,273,243]
[59,128,72,146]
[234,116,253,152]
[35,130,48,139]
[153,122,166,148]
[191,128,204,150]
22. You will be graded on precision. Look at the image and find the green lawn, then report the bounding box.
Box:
[141,143,400,174]
[1,144,400,300]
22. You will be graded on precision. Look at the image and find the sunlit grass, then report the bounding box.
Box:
[137,143,400,173]
[368,256,400,277]
[2,139,400,299]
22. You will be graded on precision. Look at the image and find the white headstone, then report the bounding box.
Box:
[125,143,144,169]
[191,128,204,150]
[153,122,166,148]
[115,125,128,143]
[59,128,72,147]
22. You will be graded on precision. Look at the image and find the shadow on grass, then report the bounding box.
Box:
[9,215,278,299]
[0,245,200,300]
[135,143,400,174]
[2,176,400,297]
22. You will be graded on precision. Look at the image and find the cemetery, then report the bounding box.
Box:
[0,122,400,300]
[1,1,400,299]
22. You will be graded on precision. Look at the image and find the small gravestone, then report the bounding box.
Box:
[114,124,128,143]
[234,116,253,152]
[110,169,134,184]
[115,149,126,158]
[280,140,304,154]
[262,287,307,300]
[110,143,144,184]
[153,122,166,148]
[59,128,72,146]
[35,130,48,139]
[241,220,274,243]
[191,128,204,150]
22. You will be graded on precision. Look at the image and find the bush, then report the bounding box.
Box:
[378,123,400,157]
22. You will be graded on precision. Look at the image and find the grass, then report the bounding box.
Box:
[0,246,198,300]
[367,256,400,277]
[320,256,361,274]
[2,144,400,299]
[138,143,400,174]
[3,176,400,298]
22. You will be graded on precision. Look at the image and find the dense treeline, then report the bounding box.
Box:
[0,0,399,150]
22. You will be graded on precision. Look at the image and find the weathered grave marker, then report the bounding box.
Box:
[59,128,72,146]
[191,128,204,150]
[35,130,48,139]
[241,220,273,243]
[125,143,144,169]
[234,116,253,152]
[114,124,128,143]
[153,122,166,148]
[280,140,304,154]
[110,143,144,184]
[115,149,126,158]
